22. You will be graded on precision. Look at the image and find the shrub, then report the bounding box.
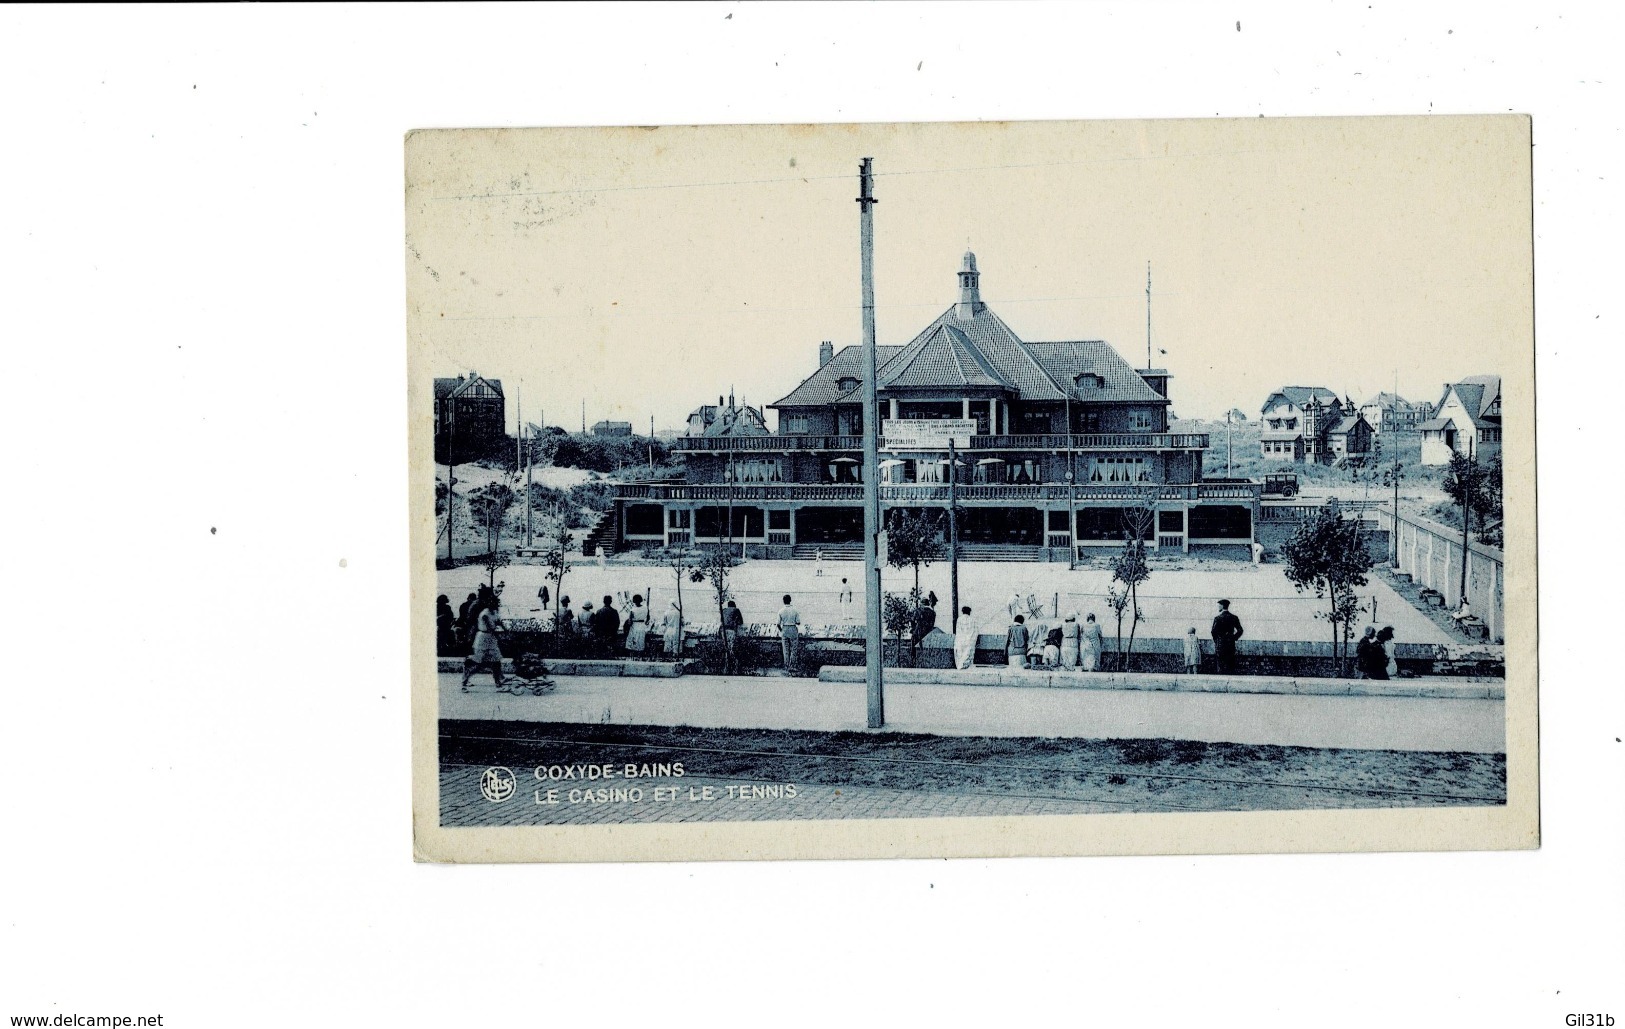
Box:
[568,480,616,512]
[692,627,769,676]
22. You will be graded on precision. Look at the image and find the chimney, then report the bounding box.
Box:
[819,340,834,367]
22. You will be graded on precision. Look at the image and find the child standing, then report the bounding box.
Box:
[1183,627,1201,674]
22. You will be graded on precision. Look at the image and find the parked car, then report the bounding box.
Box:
[1262,473,1299,498]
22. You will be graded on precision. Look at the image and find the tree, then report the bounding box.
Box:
[884,509,947,662]
[1443,448,1501,606]
[1443,451,1495,533]
[479,548,511,591]
[1281,506,1375,676]
[1110,489,1157,670]
[1104,584,1141,672]
[652,544,702,651]
[882,590,919,666]
[466,481,517,556]
[691,544,739,670]
[542,525,575,618]
[1477,452,1504,547]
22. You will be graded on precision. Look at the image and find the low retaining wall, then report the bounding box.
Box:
[456,621,1503,679]
[437,658,685,677]
[807,632,1502,679]
[815,665,1503,700]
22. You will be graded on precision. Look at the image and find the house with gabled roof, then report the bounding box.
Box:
[1358,391,1429,434]
[433,371,505,461]
[1259,386,1349,464]
[609,252,1254,560]
[685,389,769,438]
[1325,411,1375,464]
[1421,375,1502,465]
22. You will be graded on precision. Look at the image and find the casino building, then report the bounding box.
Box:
[607,253,1261,561]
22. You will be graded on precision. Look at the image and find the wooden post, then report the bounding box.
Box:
[858,158,884,728]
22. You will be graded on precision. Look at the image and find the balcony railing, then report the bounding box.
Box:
[615,481,1259,503]
[670,432,1209,453]
[671,434,864,453]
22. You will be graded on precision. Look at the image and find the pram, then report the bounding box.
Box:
[508,651,557,695]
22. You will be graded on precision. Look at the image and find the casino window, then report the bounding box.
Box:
[1016,409,1051,433]
[836,377,860,393]
[1006,459,1041,484]
[730,459,783,484]
[626,504,663,536]
[780,413,810,434]
[1188,505,1251,539]
[1086,456,1147,483]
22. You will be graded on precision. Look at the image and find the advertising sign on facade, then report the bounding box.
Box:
[882,418,977,449]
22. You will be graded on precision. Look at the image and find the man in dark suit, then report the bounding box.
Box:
[591,594,621,657]
[1211,599,1245,674]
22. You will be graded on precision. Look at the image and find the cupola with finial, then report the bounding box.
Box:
[956,250,983,319]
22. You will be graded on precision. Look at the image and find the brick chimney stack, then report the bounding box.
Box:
[819,340,834,367]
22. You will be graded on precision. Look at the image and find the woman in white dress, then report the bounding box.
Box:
[1079,613,1104,672]
[1060,612,1081,670]
[461,597,508,691]
[661,601,684,658]
[954,607,979,670]
[623,594,650,658]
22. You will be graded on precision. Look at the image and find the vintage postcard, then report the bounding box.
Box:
[408,116,1536,862]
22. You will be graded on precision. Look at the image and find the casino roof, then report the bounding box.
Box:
[772,254,1166,408]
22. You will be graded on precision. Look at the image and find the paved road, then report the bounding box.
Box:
[439,671,1506,753]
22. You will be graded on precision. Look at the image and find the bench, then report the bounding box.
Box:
[1455,615,1489,641]
[1419,588,1445,607]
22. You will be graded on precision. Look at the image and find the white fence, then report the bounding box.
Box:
[1379,509,1505,643]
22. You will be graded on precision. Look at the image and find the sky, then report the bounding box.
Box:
[407,116,1532,430]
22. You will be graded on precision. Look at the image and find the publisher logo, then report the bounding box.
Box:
[480,766,517,803]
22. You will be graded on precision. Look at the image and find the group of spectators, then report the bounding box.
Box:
[550,592,685,660]
[989,598,1249,674]
[1355,625,1400,680]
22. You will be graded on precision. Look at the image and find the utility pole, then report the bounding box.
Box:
[1459,439,1475,608]
[446,418,456,561]
[948,437,960,632]
[1226,408,1233,477]
[524,421,534,548]
[581,400,586,434]
[857,158,884,729]
[1384,458,1404,568]
[1064,392,1076,569]
[649,414,654,471]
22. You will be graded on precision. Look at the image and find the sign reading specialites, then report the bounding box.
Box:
[882,418,977,449]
